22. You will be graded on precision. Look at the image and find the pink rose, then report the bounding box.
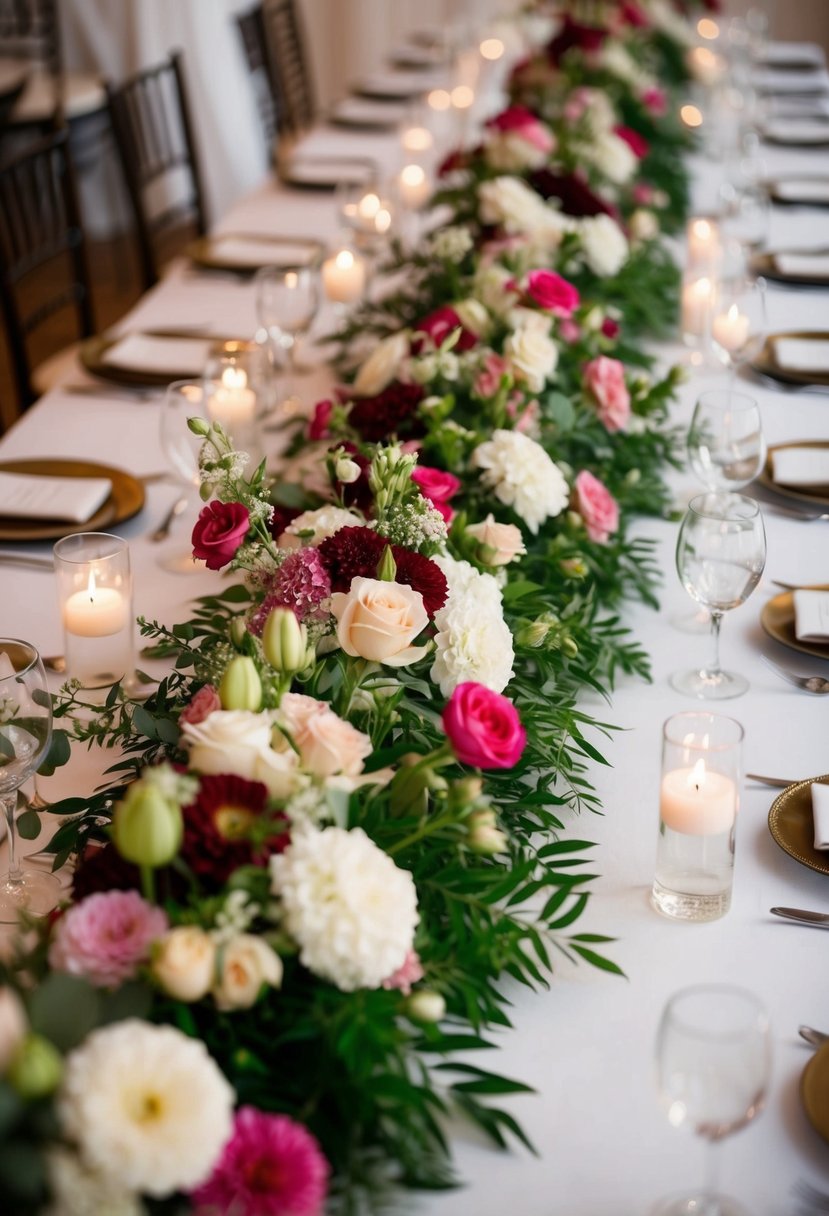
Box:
[573,470,619,544]
[308,399,333,441]
[486,105,555,154]
[411,466,461,523]
[413,305,478,353]
[180,685,222,727]
[583,356,630,432]
[614,125,649,159]
[278,693,372,779]
[442,682,526,770]
[192,502,250,570]
[632,183,654,206]
[474,353,511,399]
[49,891,168,989]
[524,269,580,318]
[563,87,591,124]
[559,318,581,344]
[642,87,667,116]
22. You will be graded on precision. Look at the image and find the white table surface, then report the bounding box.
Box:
[2,59,829,1216]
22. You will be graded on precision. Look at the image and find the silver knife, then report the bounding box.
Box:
[770,906,829,928]
[746,773,798,788]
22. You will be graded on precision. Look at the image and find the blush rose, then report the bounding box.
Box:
[573,470,620,544]
[583,356,631,432]
[331,577,429,667]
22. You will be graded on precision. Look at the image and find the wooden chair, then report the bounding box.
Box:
[0,128,94,416]
[236,5,279,154]
[262,0,316,137]
[105,53,207,291]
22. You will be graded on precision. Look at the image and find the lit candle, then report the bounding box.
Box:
[63,569,128,638]
[687,217,721,267]
[401,125,433,154]
[322,248,367,304]
[480,37,505,61]
[688,46,725,86]
[680,103,704,130]
[451,84,475,111]
[398,163,431,210]
[681,275,713,338]
[208,366,257,430]
[660,759,736,835]
[711,304,750,354]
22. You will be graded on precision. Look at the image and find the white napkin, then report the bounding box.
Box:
[103,333,212,376]
[330,97,407,127]
[283,158,374,187]
[207,235,319,268]
[775,253,829,276]
[774,179,829,203]
[0,471,111,522]
[774,337,829,372]
[354,71,430,97]
[772,447,829,486]
[752,68,829,94]
[793,590,829,643]
[764,119,829,143]
[761,42,825,69]
[812,783,829,849]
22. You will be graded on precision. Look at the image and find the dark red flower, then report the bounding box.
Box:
[601,317,620,340]
[438,147,476,177]
[393,548,448,617]
[71,843,187,903]
[348,382,425,443]
[412,306,478,354]
[547,16,606,65]
[192,502,250,570]
[614,125,649,159]
[318,526,448,616]
[529,169,619,220]
[308,399,333,441]
[181,774,289,888]
[619,1,649,27]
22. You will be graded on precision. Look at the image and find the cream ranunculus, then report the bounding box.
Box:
[466,514,527,566]
[280,505,364,549]
[181,710,302,799]
[353,331,411,397]
[212,935,283,1011]
[152,927,216,1003]
[504,323,558,392]
[331,577,430,667]
[278,693,372,779]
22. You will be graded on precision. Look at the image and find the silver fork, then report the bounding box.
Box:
[761,655,829,694]
[150,495,189,543]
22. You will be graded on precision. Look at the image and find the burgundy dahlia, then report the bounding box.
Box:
[182,774,288,887]
[546,16,606,66]
[317,526,448,616]
[348,382,425,443]
[529,170,618,220]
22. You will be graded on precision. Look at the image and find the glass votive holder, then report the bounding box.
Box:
[53,533,135,697]
[652,711,743,923]
[686,216,721,268]
[680,268,716,356]
[321,244,367,308]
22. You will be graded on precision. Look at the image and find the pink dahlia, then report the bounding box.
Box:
[248,549,331,634]
[191,1107,329,1216]
[49,890,168,988]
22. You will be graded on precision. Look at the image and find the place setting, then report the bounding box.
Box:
[79,332,263,390]
[0,459,145,544]
[750,247,829,287]
[185,232,325,276]
[750,330,829,388]
[765,175,829,207]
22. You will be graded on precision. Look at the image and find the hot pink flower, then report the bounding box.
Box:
[412,466,461,524]
[573,470,620,544]
[443,683,526,770]
[413,306,478,353]
[180,685,222,727]
[474,353,511,399]
[192,502,250,570]
[486,105,555,154]
[524,269,580,317]
[49,890,168,988]
[382,948,425,996]
[642,87,667,116]
[191,1107,329,1216]
[308,399,333,441]
[614,125,649,159]
[583,356,631,432]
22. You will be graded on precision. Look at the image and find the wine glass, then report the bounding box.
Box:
[687,390,765,491]
[671,492,766,700]
[654,985,771,1216]
[255,263,321,381]
[0,639,59,919]
[720,182,770,254]
[158,380,210,575]
[709,274,767,383]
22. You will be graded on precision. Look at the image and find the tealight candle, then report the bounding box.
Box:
[660,759,736,836]
[398,163,431,211]
[54,533,135,698]
[208,366,257,430]
[688,46,725,86]
[63,569,128,638]
[401,125,433,154]
[711,304,750,354]
[322,248,367,304]
[681,274,714,340]
[687,217,721,268]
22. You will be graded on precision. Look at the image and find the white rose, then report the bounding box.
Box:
[579,214,629,278]
[353,331,410,396]
[473,264,518,317]
[505,306,550,334]
[280,505,363,549]
[590,131,637,185]
[453,297,491,338]
[504,324,558,392]
[485,132,550,173]
[152,927,216,1003]
[181,710,274,781]
[478,175,555,236]
[213,935,283,1011]
[0,987,27,1074]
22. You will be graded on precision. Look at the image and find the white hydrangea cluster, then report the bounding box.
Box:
[577,214,630,277]
[430,554,515,696]
[270,825,419,992]
[408,348,461,384]
[472,429,569,534]
[430,225,474,261]
[377,498,448,550]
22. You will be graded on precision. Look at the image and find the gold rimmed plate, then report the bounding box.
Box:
[80,332,245,388]
[750,330,829,388]
[758,440,829,508]
[761,591,829,662]
[277,156,377,191]
[802,1039,829,1145]
[768,775,829,879]
[751,250,829,287]
[0,459,144,542]
[187,233,324,273]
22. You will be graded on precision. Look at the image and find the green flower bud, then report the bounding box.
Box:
[187,416,211,437]
[112,780,183,867]
[560,557,587,579]
[219,656,262,712]
[199,482,213,502]
[405,990,446,1024]
[262,607,308,674]
[562,637,579,658]
[449,776,484,811]
[377,545,397,582]
[517,619,550,648]
[7,1034,63,1099]
[625,468,641,486]
[229,618,247,649]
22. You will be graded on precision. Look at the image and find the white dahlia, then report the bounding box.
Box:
[472,429,569,534]
[430,556,515,696]
[578,214,629,278]
[270,825,418,992]
[59,1021,234,1199]
[45,1149,144,1216]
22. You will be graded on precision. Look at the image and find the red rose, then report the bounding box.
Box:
[547,16,606,65]
[524,269,580,318]
[614,125,649,159]
[413,306,478,354]
[192,502,250,570]
[308,399,333,441]
[442,682,526,769]
[411,466,461,523]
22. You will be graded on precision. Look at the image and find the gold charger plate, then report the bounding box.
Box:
[0,459,144,542]
[186,233,324,273]
[750,330,829,388]
[80,332,244,388]
[758,440,829,508]
[802,1039,829,1144]
[751,250,829,287]
[769,775,829,878]
[761,591,829,662]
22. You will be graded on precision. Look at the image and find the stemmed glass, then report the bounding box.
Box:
[0,639,59,919]
[255,264,321,383]
[688,390,765,492]
[158,380,209,575]
[671,493,766,700]
[654,985,771,1216]
[709,275,767,383]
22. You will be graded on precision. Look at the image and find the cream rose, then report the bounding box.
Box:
[279,505,363,549]
[504,323,558,392]
[181,710,302,799]
[353,331,410,397]
[466,514,527,566]
[478,176,554,235]
[213,935,283,1011]
[278,693,372,778]
[152,927,216,1003]
[331,577,430,667]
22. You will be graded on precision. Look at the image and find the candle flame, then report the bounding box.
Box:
[693,276,711,298]
[727,303,739,322]
[697,18,719,40]
[451,85,474,110]
[689,757,707,793]
[681,104,703,129]
[335,249,354,270]
[357,192,380,220]
[428,88,451,112]
[692,219,711,240]
[402,126,433,153]
[480,37,504,61]
[221,366,247,390]
[401,164,426,188]
[87,567,97,602]
[374,207,392,234]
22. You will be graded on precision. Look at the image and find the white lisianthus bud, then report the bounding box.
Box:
[466,807,508,854]
[405,991,446,1024]
[335,455,362,484]
[212,935,283,1011]
[152,927,216,1003]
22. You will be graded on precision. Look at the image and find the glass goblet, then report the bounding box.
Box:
[255,263,321,381]
[0,639,59,919]
[687,389,765,491]
[671,492,766,700]
[654,985,771,1216]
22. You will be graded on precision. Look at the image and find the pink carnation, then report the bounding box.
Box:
[180,684,221,727]
[49,890,168,989]
[642,87,667,116]
[248,549,331,634]
[583,356,630,432]
[474,352,511,399]
[524,269,580,317]
[412,465,461,523]
[615,125,649,159]
[486,104,555,154]
[191,1107,329,1216]
[382,948,425,996]
[573,470,619,544]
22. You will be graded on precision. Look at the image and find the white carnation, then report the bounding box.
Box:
[45,1149,144,1216]
[430,555,514,695]
[578,214,629,277]
[472,429,569,534]
[478,176,566,247]
[504,323,558,392]
[284,505,364,546]
[485,131,550,172]
[270,825,418,992]
[59,1021,234,1199]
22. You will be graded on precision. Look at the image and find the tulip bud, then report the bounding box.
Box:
[377,545,397,583]
[7,1033,63,1098]
[562,636,579,658]
[219,656,262,712]
[467,807,508,855]
[187,416,211,437]
[625,468,641,486]
[112,780,183,867]
[517,619,550,648]
[229,618,247,648]
[405,991,446,1024]
[449,776,484,811]
[199,481,213,502]
[262,607,308,674]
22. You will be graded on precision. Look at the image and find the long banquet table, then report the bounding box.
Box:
[2,45,829,1216]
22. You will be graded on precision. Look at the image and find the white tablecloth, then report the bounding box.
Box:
[2,62,829,1216]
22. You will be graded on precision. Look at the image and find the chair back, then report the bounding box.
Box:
[0,128,93,413]
[262,0,315,136]
[0,0,61,78]
[106,52,206,291]
[236,5,279,152]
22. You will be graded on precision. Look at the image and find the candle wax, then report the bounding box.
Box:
[64,585,128,638]
[660,765,736,836]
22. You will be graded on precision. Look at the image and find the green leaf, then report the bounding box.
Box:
[16,809,41,840]
[36,728,71,776]
[28,974,101,1052]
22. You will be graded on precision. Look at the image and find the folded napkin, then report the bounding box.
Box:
[208,235,319,268]
[774,178,829,203]
[331,97,407,126]
[761,41,825,69]
[793,590,829,643]
[355,70,431,97]
[774,337,829,373]
[775,253,829,276]
[283,157,375,187]
[771,447,829,486]
[104,333,212,376]
[0,471,111,522]
[812,783,829,849]
[752,68,829,93]
[764,118,829,143]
